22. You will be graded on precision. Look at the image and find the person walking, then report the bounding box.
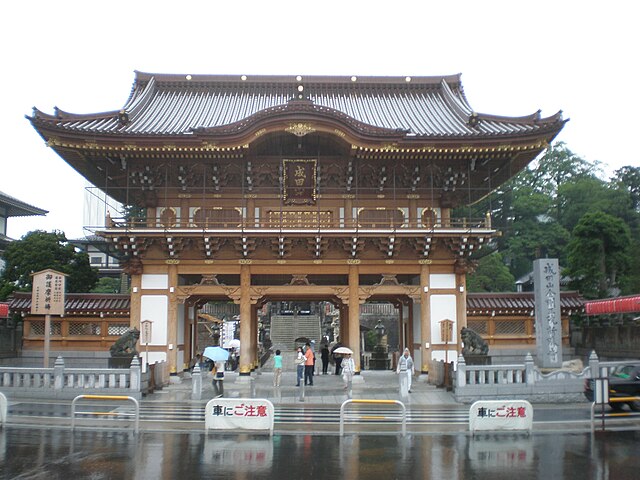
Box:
[273,349,283,387]
[341,353,355,397]
[212,360,225,398]
[331,341,343,375]
[320,344,330,375]
[295,346,305,386]
[396,348,415,394]
[304,342,315,386]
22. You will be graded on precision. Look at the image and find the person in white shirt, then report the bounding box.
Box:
[213,360,225,398]
[396,348,415,393]
[341,353,355,392]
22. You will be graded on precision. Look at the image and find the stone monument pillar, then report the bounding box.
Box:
[533,258,562,368]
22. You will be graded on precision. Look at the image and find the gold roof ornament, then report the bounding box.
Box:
[285,123,316,137]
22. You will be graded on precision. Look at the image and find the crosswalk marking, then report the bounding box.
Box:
[9,401,469,425]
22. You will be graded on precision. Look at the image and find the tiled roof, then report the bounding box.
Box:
[9,292,130,316]
[0,191,47,217]
[29,72,565,140]
[8,291,584,316]
[467,291,584,315]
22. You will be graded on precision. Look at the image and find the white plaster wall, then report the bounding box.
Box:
[142,351,167,372]
[430,273,455,289]
[141,295,168,345]
[142,274,168,290]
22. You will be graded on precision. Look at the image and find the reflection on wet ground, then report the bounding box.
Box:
[1,427,639,479]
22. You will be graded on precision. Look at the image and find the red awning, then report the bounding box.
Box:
[585,295,640,315]
[0,303,8,317]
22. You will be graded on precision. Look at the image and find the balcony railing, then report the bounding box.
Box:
[105,216,492,232]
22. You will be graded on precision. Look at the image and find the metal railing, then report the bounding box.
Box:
[71,394,140,433]
[340,399,406,436]
[590,395,640,433]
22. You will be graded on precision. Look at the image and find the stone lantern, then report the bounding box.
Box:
[369,320,390,370]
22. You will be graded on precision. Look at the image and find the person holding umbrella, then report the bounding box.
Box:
[203,346,229,398]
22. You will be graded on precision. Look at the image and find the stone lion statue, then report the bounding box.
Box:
[461,327,489,356]
[109,328,140,357]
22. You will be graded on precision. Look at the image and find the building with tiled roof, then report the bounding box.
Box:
[0,191,47,274]
[27,71,566,376]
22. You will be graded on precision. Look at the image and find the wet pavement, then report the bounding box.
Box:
[2,370,639,478]
[156,369,468,406]
[1,426,639,479]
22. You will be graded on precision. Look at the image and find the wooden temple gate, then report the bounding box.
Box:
[27,72,565,377]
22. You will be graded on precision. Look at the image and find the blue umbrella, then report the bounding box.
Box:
[203,346,229,362]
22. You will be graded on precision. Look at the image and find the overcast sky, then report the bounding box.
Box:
[2,0,638,241]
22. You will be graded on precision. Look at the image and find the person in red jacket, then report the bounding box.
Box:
[304,342,315,386]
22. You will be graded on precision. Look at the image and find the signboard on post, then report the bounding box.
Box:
[469,400,533,433]
[31,269,67,368]
[31,269,66,316]
[205,398,274,434]
[140,320,152,345]
[140,320,152,369]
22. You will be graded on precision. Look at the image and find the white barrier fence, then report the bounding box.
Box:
[0,356,166,399]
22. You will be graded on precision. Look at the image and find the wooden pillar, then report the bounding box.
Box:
[348,264,360,372]
[344,196,353,227]
[130,274,142,329]
[183,302,192,371]
[408,198,417,227]
[251,303,258,370]
[338,303,348,344]
[420,262,431,373]
[167,263,178,375]
[246,197,256,225]
[239,264,252,375]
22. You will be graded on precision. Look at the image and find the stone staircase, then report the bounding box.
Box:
[270,314,321,351]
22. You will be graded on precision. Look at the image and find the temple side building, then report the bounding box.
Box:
[27,72,566,377]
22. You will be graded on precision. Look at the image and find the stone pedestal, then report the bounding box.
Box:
[369,344,390,370]
[463,354,491,366]
[108,356,140,368]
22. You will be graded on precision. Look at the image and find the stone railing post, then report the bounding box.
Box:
[192,365,202,400]
[129,356,141,391]
[54,356,65,390]
[525,353,535,386]
[456,354,466,387]
[588,350,600,378]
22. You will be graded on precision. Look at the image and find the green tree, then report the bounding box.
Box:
[91,277,121,294]
[503,187,570,279]
[0,230,98,300]
[612,165,640,212]
[565,212,631,298]
[557,177,633,233]
[467,252,515,292]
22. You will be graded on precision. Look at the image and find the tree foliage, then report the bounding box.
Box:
[565,212,631,298]
[0,230,98,300]
[467,253,515,293]
[467,142,640,297]
[91,277,122,294]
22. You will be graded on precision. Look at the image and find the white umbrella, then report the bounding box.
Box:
[333,346,353,355]
[227,339,240,349]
